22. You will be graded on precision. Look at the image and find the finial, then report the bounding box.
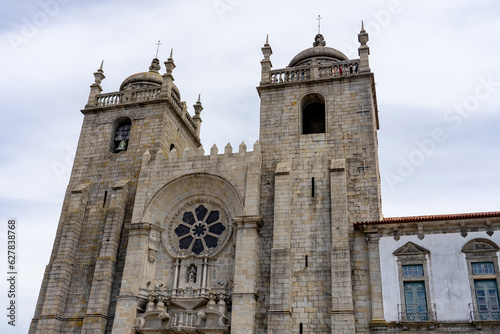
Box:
[149,58,161,72]
[93,60,106,84]
[164,48,176,74]
[361,20,365,32]
[155,40,161,59]
[265,34,269,45]
[313,34,326,47]
[193,93,203,116]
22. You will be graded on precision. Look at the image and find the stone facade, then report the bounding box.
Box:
[31,26,500,334]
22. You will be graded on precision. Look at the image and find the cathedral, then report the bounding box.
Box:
[31,25,500,333]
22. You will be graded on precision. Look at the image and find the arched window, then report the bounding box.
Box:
[112,117,132,153]
[302,93,326,134]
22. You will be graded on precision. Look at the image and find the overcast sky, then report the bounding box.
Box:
[1,0,499,332]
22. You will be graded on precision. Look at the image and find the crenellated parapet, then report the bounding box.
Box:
[133,140,262,227]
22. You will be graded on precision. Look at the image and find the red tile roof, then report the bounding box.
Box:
[355,211,500,227]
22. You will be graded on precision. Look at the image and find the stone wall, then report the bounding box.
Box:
[257,72,382,333]
[31,98,201,333]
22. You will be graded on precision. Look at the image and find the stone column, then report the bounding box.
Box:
[329,159,356,333]
[231,215,262,334]
[82,180,130,333]
[268,162,292,334]
[36,183,91,334]
[366,234,386,323]
[110,222,152,334]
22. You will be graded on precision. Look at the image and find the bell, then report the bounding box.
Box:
[114,139,127,152]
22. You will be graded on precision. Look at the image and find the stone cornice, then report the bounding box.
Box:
[233,215,263,230]
[356,213,500,238]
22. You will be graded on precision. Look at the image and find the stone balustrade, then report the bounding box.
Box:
[269,59,361,84]
[127,87,161,102]
[169,310,199,327]
[96,87,162,106]
[96,91,123,106]
[93,87,199,135]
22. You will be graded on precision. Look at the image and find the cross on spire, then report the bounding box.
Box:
[317,15,323,34]
[155,40,162,59]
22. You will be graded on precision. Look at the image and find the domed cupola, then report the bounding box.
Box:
[119,57,182,100]
[288,34,349,67]
[119,58,164,91]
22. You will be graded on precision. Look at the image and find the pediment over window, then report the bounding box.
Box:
[393,242,429,257]
[462,238,499,253]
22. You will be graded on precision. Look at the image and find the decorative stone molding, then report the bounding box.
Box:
[135,288,229,334]
[462,238,500,253]
[365,233,381,244]
[393,242,430,257]
[164,199,233,259]
[486,222,495,236]
[417,224,425,240]
[147,224,162,263]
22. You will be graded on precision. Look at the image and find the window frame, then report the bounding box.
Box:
[462,238,500,321]
[394,242,433,322]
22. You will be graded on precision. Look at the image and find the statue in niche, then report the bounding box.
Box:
[188,265,197,283]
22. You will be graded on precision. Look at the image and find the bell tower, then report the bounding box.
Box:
[30,54,202,333]
[257,25,383,333]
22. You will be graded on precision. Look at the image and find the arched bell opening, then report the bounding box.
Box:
[301,93,326,134]
[111,116,132,153]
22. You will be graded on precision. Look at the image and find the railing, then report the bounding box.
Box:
[96,92,123,106]
[169,310,199,327]
[93,88,198,135]
[170,92,185,112]
[96,87,161,107]
[128,87,161,102]
[269,59,360,85]
[317,60,359,78]
[398,304,437,322]
[271,68,311,83]
[469,303,500,321]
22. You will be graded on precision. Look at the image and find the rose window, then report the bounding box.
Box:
[174,205,226,255]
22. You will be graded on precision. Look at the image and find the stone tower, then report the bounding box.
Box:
[31,25,384,333]
[256,27,382,333]
[30,54,203,333]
